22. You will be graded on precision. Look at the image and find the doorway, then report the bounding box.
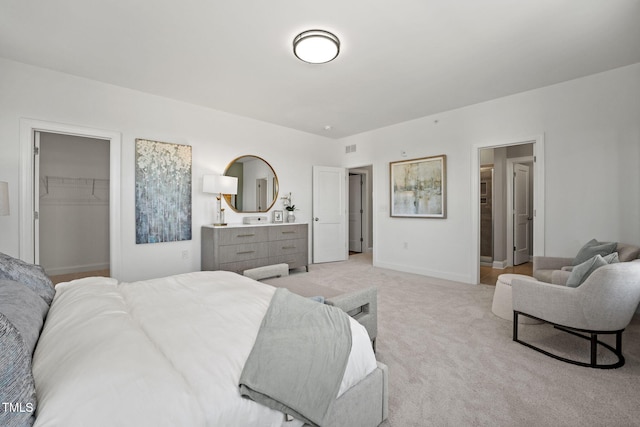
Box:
[37,132,110,284]
[19,119,122,280]
[256,178,267,211]
[348,166,373,261]
[474,139,544,285]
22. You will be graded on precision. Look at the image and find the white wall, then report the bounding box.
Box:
[339,63,640,284]
[0,58,340,281]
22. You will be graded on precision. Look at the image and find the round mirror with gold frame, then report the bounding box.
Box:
[223,155,278,213]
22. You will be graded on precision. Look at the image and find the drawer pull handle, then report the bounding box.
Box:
[282,231,296,234]
[237,250,255,255]
[237,234,256,238]
[282,246,296,250]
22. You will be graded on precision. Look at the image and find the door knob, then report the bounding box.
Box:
[314,217,319,221]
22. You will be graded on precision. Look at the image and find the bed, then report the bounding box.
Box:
[0,253,388,427]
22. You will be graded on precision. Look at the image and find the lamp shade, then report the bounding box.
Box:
[293,30,340,64]
[203,175,238,195]
[0,181,9,216]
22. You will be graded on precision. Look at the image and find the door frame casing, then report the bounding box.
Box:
[19,119,122,280]
[471,135,545,285]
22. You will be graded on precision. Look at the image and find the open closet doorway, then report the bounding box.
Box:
[37,132,111,284]
[477,142,540,285]
[348,166,373,263]
[19,119,121,280]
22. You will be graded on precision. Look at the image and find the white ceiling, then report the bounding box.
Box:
[1,1,639,139]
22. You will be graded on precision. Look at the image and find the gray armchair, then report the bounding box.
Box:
[512,260,640,368]
[533,242,640,285]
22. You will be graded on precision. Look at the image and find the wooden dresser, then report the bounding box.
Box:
[201,223,309,274]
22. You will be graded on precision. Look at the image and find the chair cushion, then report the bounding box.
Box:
[572,239,617,266]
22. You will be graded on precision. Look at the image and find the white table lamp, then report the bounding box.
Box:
[203,175,238,226]
[0,181,9,216]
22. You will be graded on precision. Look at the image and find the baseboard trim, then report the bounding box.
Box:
[45,262,110,276]
[492,260,508,269]
[373,260,472,285]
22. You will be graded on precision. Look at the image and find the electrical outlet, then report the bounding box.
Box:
[182,250,189,260]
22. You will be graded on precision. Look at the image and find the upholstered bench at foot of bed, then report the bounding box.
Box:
[326,287,378,352]
[243,263,290,281]
[264,279,378,352]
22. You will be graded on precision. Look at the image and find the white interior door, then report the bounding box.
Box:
[256,178,267,211]
[312,166,347,263]
[513,163,530,265]
[348,174,363,252]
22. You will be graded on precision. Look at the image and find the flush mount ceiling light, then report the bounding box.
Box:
[293,30,340,64]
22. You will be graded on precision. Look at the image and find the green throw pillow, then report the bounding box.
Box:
[572,239,617,266]
[566,255,608,287]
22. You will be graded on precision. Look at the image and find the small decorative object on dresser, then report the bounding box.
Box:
[285,204,297,223]
[272,210,283,223]
[286,208,296,223]
[201,223,309,273]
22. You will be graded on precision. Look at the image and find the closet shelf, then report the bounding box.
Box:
[40,175,109,204]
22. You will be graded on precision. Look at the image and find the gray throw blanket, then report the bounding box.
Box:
[239,288,352,427]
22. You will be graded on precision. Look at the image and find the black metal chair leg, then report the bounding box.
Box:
[512,311,625,369]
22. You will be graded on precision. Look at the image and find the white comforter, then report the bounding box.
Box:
[32,271,377,427]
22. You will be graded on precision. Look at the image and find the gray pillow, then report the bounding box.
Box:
[566,255,608,287]
[572,239,617,266]
[0,252,55,305]
[602,252,619,264]
[0,313,37,427]
[0,280,49,354]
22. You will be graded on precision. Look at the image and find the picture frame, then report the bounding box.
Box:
[273,210,284,223]
[135,138,192,243]
[390,154,446,218]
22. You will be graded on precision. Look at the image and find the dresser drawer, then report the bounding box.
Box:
[218,242,269,264]
[268,225,306,241]
[268,238,306,257]
[216,227,268,245]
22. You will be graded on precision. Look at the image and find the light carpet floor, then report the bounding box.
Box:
[264,253,640,427]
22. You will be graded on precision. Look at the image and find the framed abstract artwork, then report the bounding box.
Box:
[390,154,446,218]
[135,139,192,243]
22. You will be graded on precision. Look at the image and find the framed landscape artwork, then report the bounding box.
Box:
[135,138,192,243]
[390,154,446,218]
